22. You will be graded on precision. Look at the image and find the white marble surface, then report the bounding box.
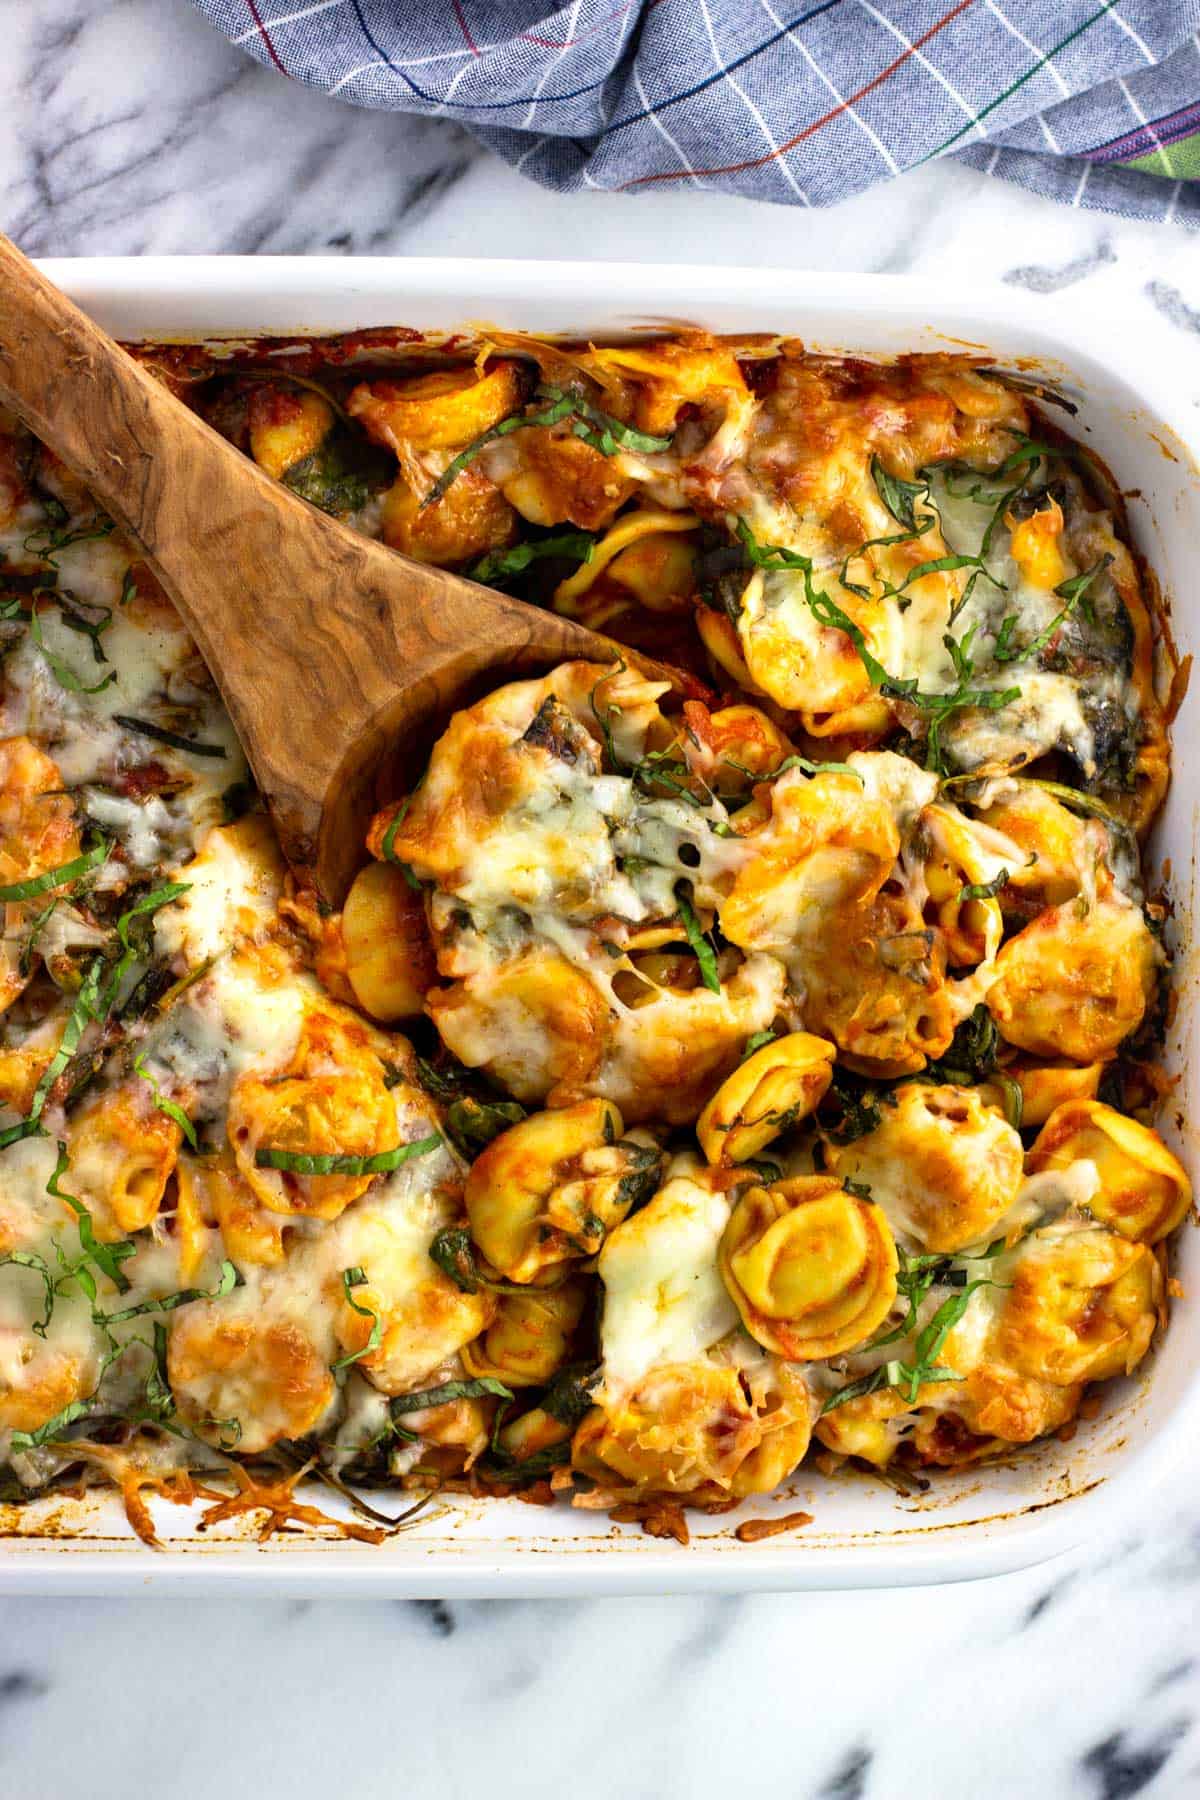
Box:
[3,2,1200,1795]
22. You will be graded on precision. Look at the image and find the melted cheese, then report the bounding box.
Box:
[598,1161,738,1391]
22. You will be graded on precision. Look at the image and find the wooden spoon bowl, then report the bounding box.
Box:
[0,237,671,899]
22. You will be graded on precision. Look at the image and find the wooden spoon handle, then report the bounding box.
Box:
[0,234,605,891]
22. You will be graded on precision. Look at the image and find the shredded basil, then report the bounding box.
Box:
[992,554,1115,664]
[674,882,721,994]
[734,520,1020,772]
[99,880,192,1015]
[914,627,1022,773]
[1054,552,1113,624]
[723,752,863,786]
[96,1259,238,1326]
[141,1321,176,1425]
[956,869,1009,904]
[48,596,112,665]
[19,898,60,979]
[588,658,627,770]
[10,1332,136,1451]
[740,1029,779,1063]
[0,837,110,904]
[0,956,104,1150]
[22,513,114,568]
[254,1132,442,1176]
[424,384,672,510]
[0,1250,55,1338]
[873,458,937,534]
[132,1052,199,1150]
[1015,779,1130,837]
[535,384,674,458]
[47,1143,135,1295]
[389,1376,513,1418]
[628,745,705,808]
[822,1255,1002,1414]
[839,458,938,598]
[819,1360,960,1416]
[30,607,115,695]
[112,715,227,759]
[7,1330,160,1452]
[331,1267,383,1370]
[11,1391,100,1452]
[379,792,422,892]
[421,394,576,508]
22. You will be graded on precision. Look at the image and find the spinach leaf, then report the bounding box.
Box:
[283,428,394,517]
[444,1096,525,1157]
[468,530,595,587]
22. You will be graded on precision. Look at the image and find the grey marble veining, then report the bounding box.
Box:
[2,3,1200,1795]
[0,1501,1196,1798]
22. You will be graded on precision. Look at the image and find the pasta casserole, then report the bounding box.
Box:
[0,329,1185,1546]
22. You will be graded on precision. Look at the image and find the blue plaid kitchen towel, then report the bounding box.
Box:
[191,1,1200,221]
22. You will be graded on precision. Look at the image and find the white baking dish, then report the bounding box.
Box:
[1,258,1194,1596]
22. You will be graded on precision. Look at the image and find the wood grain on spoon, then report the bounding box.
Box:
[0,234,675,900]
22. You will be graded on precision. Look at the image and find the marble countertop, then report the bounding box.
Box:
[3,3,1200,1796]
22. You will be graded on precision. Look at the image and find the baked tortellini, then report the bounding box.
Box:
[574,1159,815,1501]
[697,1031,835,1165]
[464,1099,663,1284]
[814,1217,1162,1469]
[340,860,435,1022]
[987,895,1160,1061]
[0,338,1180,1548]
[718,1175,898,1360]
[227,1009,401,1222]
[830,1081,1025,1254]
[168,1293,337,1455]
[461,1281,587,1388]
[1027,1101,1191,1245]
[64,1080,183,1241]
[573,1354,814,1503]
[993,1223,1162,1387]
[375,659,793,1124]
[792,890,957,1077]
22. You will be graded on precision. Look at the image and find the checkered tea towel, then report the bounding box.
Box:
[191,1,1200,222]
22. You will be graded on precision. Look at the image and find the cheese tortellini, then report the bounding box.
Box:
[573,1354,814,1503]
[1027,1101,1191,1245]
[697,1031,835,1165]
[574,1160,815,1501]
[987,896,1160,1062]
[718,1175,898,1359]
[830,1081,1025,1254]
[994,1224,1161,1387]
[464,1099,664,1284]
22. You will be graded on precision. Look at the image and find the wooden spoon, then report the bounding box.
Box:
[0,236,670,900]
